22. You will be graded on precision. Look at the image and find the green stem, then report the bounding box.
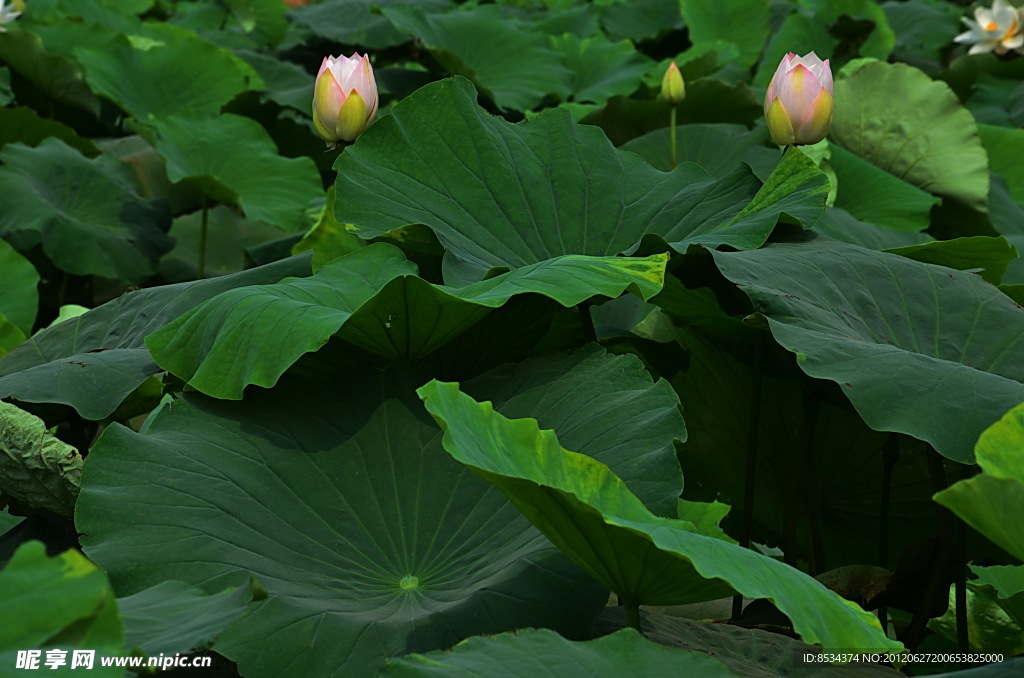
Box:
[955,463,971,653]
[624,601,643,635]
[669,106,678,170]
[803,393,823,575]
[878,434,900,633]
[197,198,209,280]
[733,333,763,622]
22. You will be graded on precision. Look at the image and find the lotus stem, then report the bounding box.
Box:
[197,197,209,280]
[733,333,763,622]
[878,434,900,633]
[669,106,677,170]
[803,393,823,575]
[624,600,643,635]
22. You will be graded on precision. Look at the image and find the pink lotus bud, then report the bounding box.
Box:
[763,52,834,146]
[312,53,378,147]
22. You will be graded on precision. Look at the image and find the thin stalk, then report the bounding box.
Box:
[878,434,900,633]
[955,463,971,653]
[669,107,678,170]
[803,393,823,575]
[624,601,643,634]
[732,334,763,622]
[902,446,951,650]
[197,198,209,280]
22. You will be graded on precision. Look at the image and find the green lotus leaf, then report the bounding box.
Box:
[0,401,81,518]
[335,77,827,284]
[119,580,257,656]
[0,254,311,420]
[378,628,741,677]
[884,236,1018,285]
[0,542,123,677]
[0,138,173,284]
[79,349,685,677]
[147,243,668,399]
[679,0,768,68]
[827,142,940,233]
[75,25,261,120]
[144,113,322,232]
[0,238,38,336]
[548,34,652,104]
[417,379,901,654]
[0,30,101,116]
[830,61,988,214]
[287,0,452,50]
[711,237,1024,463]
[382,5,572,111]
[0,108,100,157]
[935,401,1024,560]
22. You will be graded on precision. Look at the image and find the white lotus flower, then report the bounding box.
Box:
[954,0,1024,55]
[0,0,22,32]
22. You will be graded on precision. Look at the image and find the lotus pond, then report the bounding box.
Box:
[1,0,1023,676]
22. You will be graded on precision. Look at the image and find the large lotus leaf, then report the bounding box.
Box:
[710,237,1024,463]
[577,80,762,146]
[144,114,321,232]
[0,254,311,420]
[0,542,123,677]
[0,108,100,157]
[969,564,1024,635]
[0,238,38,336]
[935,402,1024,561]
[883,0,961,71]
[74,26,260,120]
[382,5,572,111]
[813,207,931,251]
[0,401,82,518]
[417,380,902,654]
[620,123,779,179]
[0,30,101,115]
[595,609,905,678]
[0,314,26,359]
[830,61,989,214]
[290,187,365,274]
[601,0,683,42]
[79,350,687,678]
[462,346,684,518]
[928,662,1024,678]
[148,243,667,398]
[335,77,827,285]
[929,583,1024,656]
[548,34,652,104]
[0,138,173,284]
[828,143,940,232]
[679,0,768,68]
[161,205,289,282]
[287,0,452,49]
[119,580,256,656]
[884,236,1018,286]
[379,628,740,677]
[979,124,1024,205]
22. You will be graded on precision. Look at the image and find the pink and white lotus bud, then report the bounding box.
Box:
[763,52,834,146]
[312,53,378,147]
